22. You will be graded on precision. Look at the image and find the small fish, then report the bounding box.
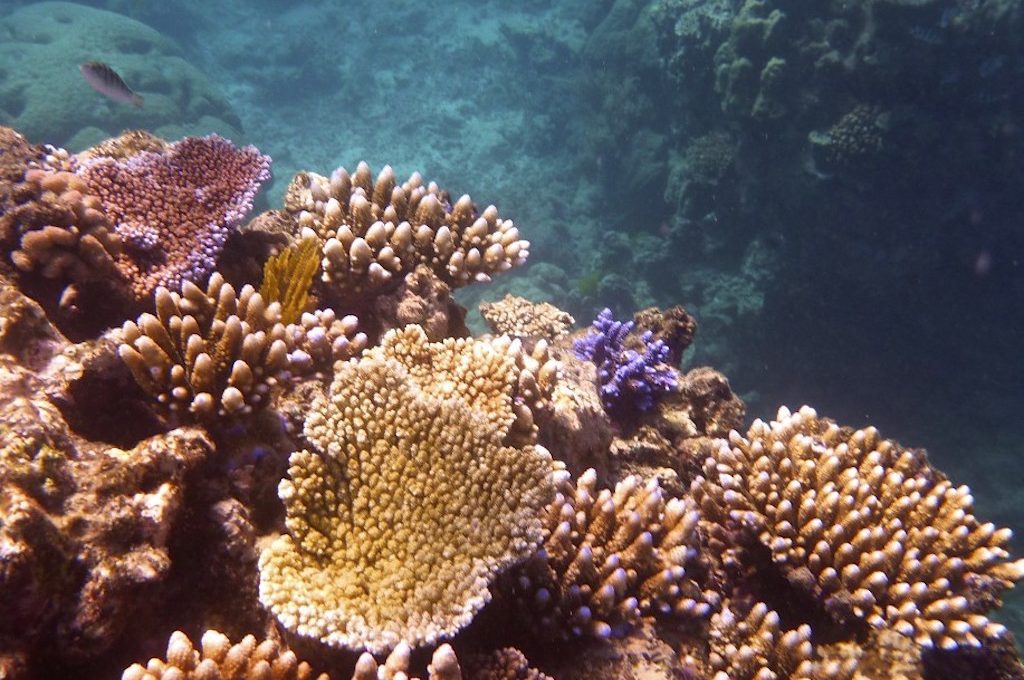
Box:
[79,61,143,107]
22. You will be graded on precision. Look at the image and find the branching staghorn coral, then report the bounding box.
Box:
[121,630,328,680]
[691,405,1024,651]
[692,601,859,680]
[119,273,365,420]
[258,326,558,654]
[122,630,466,680]
[282,162,529,298]
[503,468,712,639]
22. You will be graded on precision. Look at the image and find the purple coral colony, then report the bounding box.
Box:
[0,24,1022,680]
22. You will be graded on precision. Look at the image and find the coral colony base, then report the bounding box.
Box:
[0,124,1023,680]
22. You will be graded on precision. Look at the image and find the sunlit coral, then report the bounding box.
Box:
[480,294,575,340]
[283,162,529,299]
[258,326,557,653]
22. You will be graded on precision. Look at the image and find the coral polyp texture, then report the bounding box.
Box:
[79,133,270,300]
[282,161,529,298]
[504,467,710,639]
[257,326,557,654]
[691,405,1024,651]
[479,294,575,340]
[118,272,365,420]
[573,308,677,423]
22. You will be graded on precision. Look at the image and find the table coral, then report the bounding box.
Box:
[692,405,1024,651]
[281,162,529,300]
[78,133,270,301]
[119,272,365,420]
[258,326,557,654]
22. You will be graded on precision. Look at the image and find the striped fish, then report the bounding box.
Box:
[79,61,144,108]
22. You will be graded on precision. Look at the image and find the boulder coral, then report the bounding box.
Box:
[0,2,242,149]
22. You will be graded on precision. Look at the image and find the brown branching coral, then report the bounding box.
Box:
[118,272,365,420]
[691,405,1024,651]
[283,162,529,299]
[462,648,552,680]
[121,630,328,680]
[480,294,575,340]
[502,468,712,639]
[688,601,859,680]
[352,641,463,680]
[8,167,123,301]
[257,326,558,654]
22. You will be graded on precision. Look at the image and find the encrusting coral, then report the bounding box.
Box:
[691,405,1024,651]
[118,272,365,420]
[502,467,712,639]
[257,326,559,654]
[281,162,529,299]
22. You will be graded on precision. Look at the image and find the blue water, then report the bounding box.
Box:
[4,0,1024,669]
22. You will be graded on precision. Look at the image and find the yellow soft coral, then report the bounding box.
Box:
[260,234,320,325]
[258,326,557,654]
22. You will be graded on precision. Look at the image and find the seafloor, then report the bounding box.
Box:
[1,1,1024,679]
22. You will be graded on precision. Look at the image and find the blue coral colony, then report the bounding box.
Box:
[0,2,1023,680]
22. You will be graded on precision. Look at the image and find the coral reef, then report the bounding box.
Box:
[692,406,1024,651]
[573,308,677,424]
[122,630,327,680]
[257,327,558,654]
[3,116,1024,680]
[4,130,271,320]
[0,280,215,674]
[76,133,271,301]
[259,234,321,326]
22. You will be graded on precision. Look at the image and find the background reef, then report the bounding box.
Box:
[1,0,1024,677]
